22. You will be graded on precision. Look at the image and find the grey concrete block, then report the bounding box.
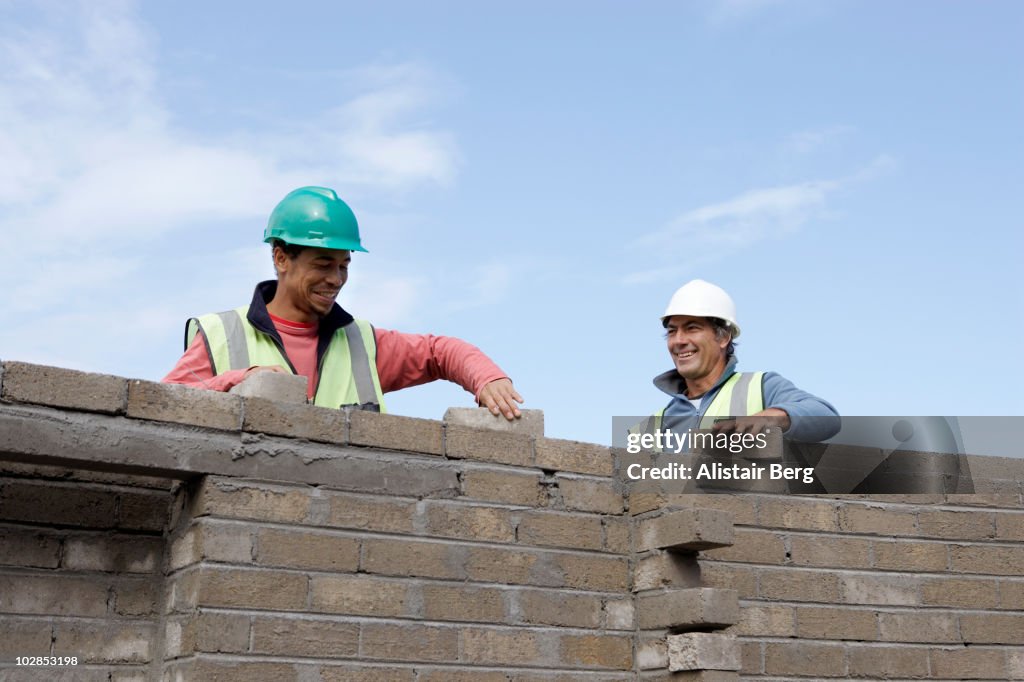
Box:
[229,371,308,404]
[668,633,740,672]
[242,397,346,444]
[636,588,739,630]
[444,407,544,438]
[1,362,127,414]
[636,508,734,552]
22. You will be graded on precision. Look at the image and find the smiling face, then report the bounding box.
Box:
[268,245,351,323]
[664,314,731,397]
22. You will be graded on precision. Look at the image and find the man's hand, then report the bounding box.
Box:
[478,378,524,421]
[711,408,791,435]
[243,365,290,379]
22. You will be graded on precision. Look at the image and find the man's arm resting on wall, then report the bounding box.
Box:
[161,331,265,392]
[374,328,523,419]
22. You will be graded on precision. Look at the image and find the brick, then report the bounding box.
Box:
[740,641,762,675]
[251,616,359,656]
[999,579,1024,609]
[604,597,635,630]
[668,633,740,672]
[789,534,872,569]
[417,672,506,682]
[629,491,666,516]
[53,622,153,663]
[931,647,1008,680]
[446,424,533,467]
[310,575,410,617]
[556,553,630,592]
[424,503,517,543]
[634,551,701,592]
[195,479,311,523]
[994,512,1024,540]
[117,490,170,531]
[637,634,668,669]
[422,584,507,623]
[127,379,240,430]
[733,604,795,637]
[0,575,109,616]
[700,563,757,599]
[838,504,917,536]
[635,508,733,552]
[325,493,415,533]
[195,567,307,610]
[561,633,633,669]
[114,579,158,616]
[62,534,161,573]
[703,528,786,564]
[758,498,837,531]
[242,397,346,443]
[517,511,604,550]
[636,588,738,629]
[0,618,52,657]
[759,569,839,602]
[466,546,547,586]
[350,410,443,454]
[172,611,250,655]
[603,517,631,553]
[918,509,995,539]
[0,480,116,528]
[461,469,544,506]
[229,369,307,403]
[764,641,847,677]
[518,589,601,628]
[460,627,544,666]
[878,611,958,643]
[362,538,464,580]
[0,528,61,568]
[797,606,877,640]
[361,623,458,662]
[556,475,623,514]
[921,576,999,608]
[175,661,299,682]
[171,521,253,569]
[670,494,757,525]
[847,644,929,678]
[641,673,739,682]
[1,362,126,413]
[960,613,1024,644]
[950,543,1024,575]
[841,574,919,606]
[256,527,359,571]
[536,438,614,476]
[873,539,948,572]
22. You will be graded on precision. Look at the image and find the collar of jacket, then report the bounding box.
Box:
[249,280,357,364]
[653,356,739,400]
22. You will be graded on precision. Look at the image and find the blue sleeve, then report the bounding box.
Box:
[762,372,841,442]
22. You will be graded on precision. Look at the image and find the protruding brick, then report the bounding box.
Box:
[668,633,740,672]
[636,588,738,629]
[1,362,126,413]
[127,379,241,430]
[635,508,733,552]
[350,410,443,454]
[536,438,615,476]
[444,407,544,438]
[229,370,307,403]
[242,397,346,443]
[445,424,533,467]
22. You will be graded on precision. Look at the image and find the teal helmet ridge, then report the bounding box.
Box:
[264,186,368,252]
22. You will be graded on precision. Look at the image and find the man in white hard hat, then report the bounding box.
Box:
[652,279,838,441]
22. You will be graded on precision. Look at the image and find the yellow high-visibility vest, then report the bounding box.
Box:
[186,307,386,411]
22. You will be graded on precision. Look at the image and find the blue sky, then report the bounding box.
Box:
[1,0,1021,445]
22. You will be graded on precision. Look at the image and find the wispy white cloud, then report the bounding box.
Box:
[624,155,894,284]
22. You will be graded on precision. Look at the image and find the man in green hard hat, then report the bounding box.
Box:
[163,186,524,419]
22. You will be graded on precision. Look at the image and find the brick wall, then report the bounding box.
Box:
[1,360,1023,681]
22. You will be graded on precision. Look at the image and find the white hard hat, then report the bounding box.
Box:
[661,279,741,338]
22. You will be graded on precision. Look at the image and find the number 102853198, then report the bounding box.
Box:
[16,656,78,666]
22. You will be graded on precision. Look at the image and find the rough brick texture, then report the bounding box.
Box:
[3,362,1024,680]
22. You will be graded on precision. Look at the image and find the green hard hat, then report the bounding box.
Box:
[264,186,368,252]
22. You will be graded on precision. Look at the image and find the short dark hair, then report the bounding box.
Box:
[270,238,307,259]
[707,317,737,360]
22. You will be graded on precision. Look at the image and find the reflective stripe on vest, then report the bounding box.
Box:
[186,307,386,411]
[651,371,765,432]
